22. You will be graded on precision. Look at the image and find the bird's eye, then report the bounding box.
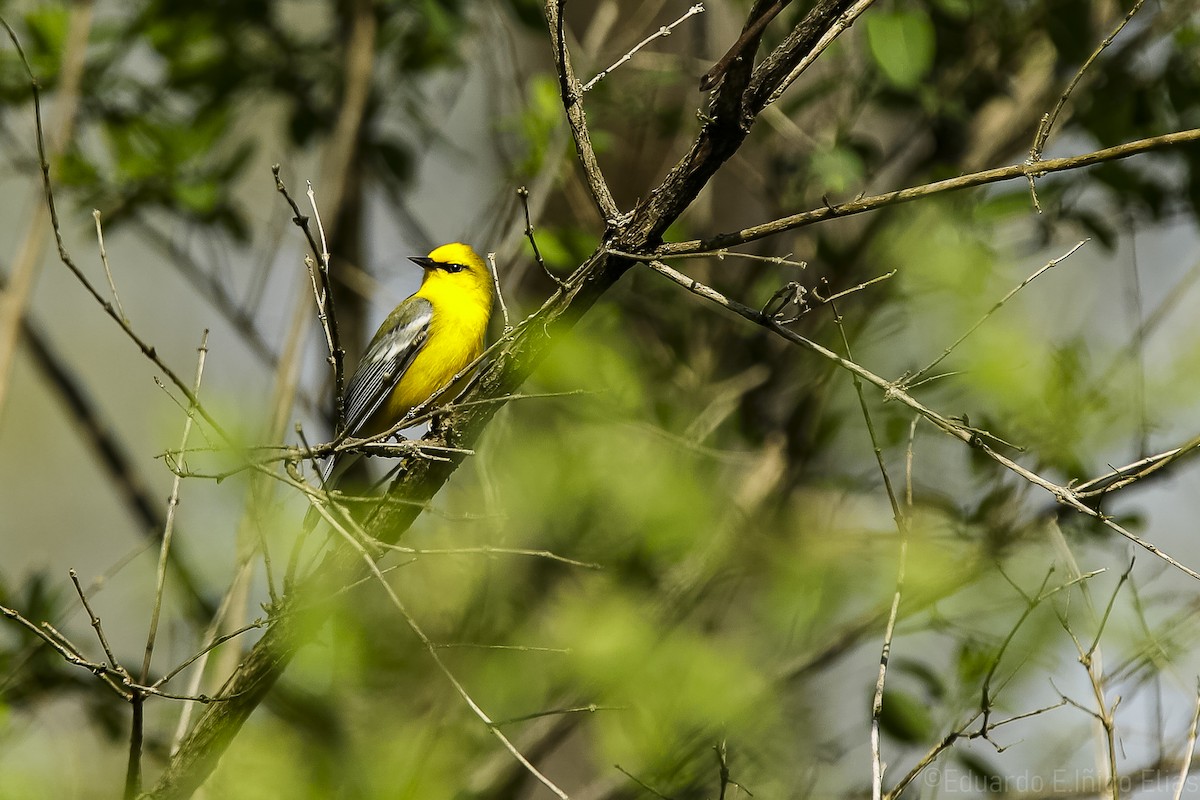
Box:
[443,262,465,273]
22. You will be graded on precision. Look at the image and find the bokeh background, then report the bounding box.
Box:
[3,0,1200,797]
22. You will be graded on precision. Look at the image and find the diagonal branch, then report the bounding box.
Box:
[657,127,1200,256]
[546,0,621,223]
[622,0,859,247]
[744,0,863,112]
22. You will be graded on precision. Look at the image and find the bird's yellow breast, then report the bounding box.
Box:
[364,263,492,434]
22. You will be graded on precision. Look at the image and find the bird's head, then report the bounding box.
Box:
[409,243,491,293]
[408,241,492,309]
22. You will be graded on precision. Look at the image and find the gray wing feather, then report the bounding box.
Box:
[340,296,433,437]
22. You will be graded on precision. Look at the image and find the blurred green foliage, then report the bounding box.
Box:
[864,9,936,90]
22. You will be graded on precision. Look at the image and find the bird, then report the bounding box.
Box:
[321,242,494,486]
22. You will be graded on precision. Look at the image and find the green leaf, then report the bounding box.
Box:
[955,751,1005,790]
[931,0,972,19]
[23,7,70,58]
[893,658,947,700]
[810,146,864,196]
[172,179,220,215]
[864,10,936,90]
[956,639,996,688]
[879,688,935,743]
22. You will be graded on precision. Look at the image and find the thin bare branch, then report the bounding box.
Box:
[761,0,876,106]
[518,185,568,287]
[127,330,209,799]
[0,601,131,700]
[486,252,512,331]
[583,3,704,92]
[659,128,1200,257]
[1030,0,1148,161]
[69,569,129,679]
[905,240,1087,386]
[93,209,127,322]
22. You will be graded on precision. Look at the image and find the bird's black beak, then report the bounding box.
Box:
[408,256,437,270]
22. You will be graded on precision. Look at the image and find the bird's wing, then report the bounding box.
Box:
[340,296,433,437]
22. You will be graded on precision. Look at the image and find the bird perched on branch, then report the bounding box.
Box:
[322,242,494,484]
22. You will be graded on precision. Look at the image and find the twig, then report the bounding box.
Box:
[93,210,127,321]
[870,539,906,800]
[271,166,323,264]
[271,167,347,429]
[811,270,895,306]
[582,4,705,91]
[154,620,267,691]
[1087,558,1134,658]
[486,252,512,330]
[904,240,1087,386]
[742,0,871,113]
[69,569,128,678]
[434,643,570,653]
[307,182,331,267]
[762,0,876,106]
[830,300,908,800]
[141,331,209,679]
[0,600,131,700]
[658,128,1200,257]
[1055,562,1133,800]
[376,543,601,570]
[1074,430,1200,499]
[308,180,346,429]
[977,568,1078,731]
[608,247,807,269]
[494,703,617,726]
[127,329,209,799]
[614,764,672,799]
[714,739,753,799]
[518,186,567,287]
[1028,0,1148,209]
[1174,683,1200,800]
